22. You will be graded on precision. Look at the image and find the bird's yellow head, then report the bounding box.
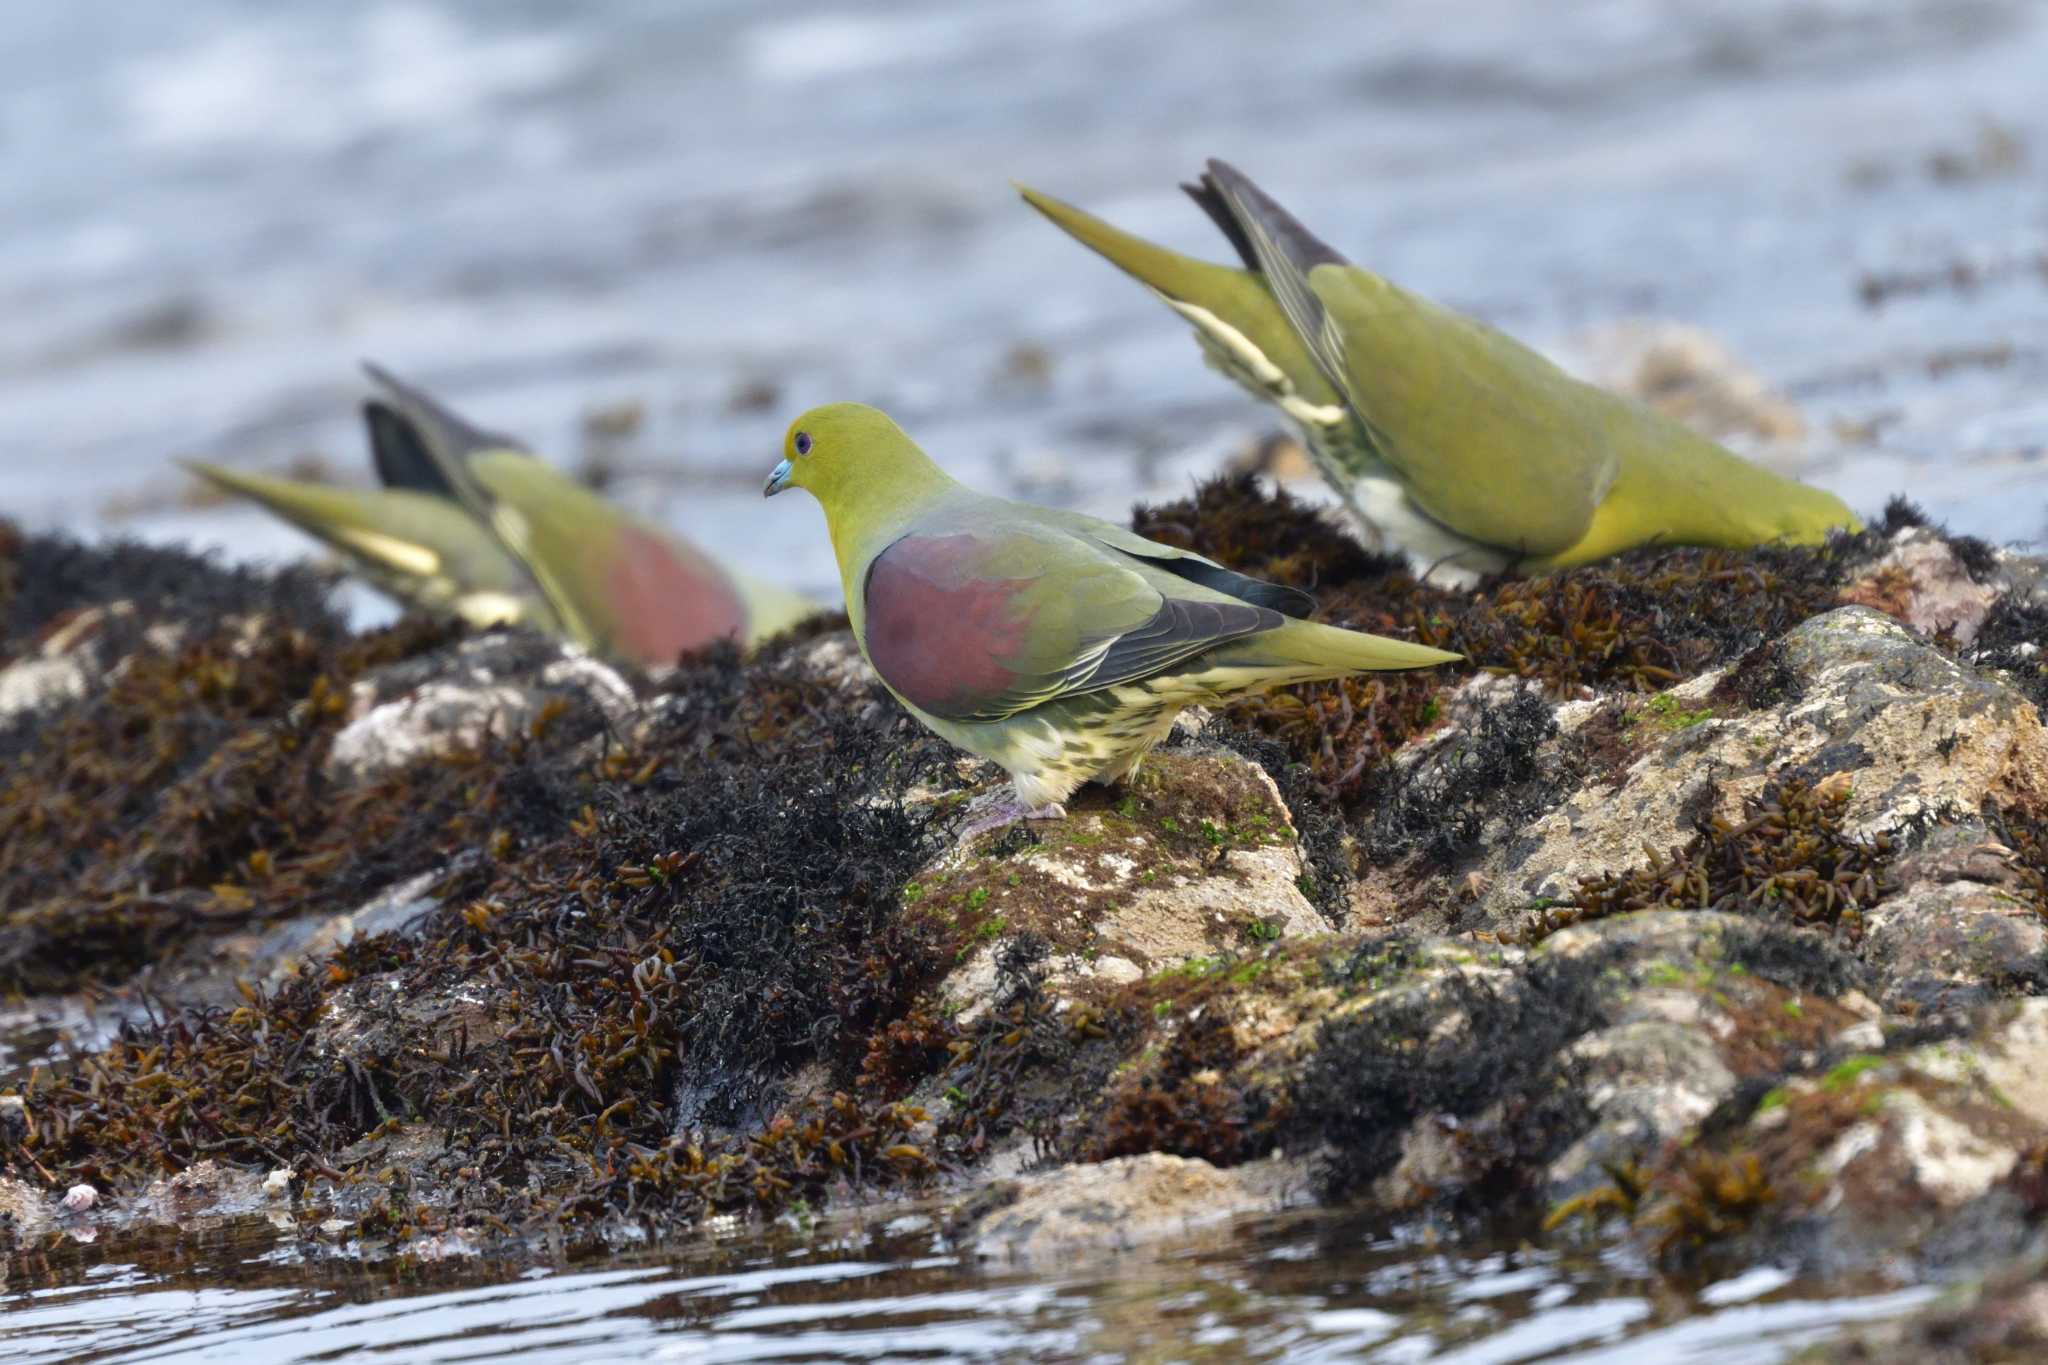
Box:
[763,403,948,517]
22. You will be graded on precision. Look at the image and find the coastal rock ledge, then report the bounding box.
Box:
[3,496,2047,1353]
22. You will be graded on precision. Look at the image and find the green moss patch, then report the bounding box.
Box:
[914,749,1303,972]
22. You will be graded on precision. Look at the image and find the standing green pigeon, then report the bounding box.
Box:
[763,403,1457,822]
[187,365,819,664]
[1019,160,1860,581]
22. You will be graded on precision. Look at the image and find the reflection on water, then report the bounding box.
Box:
[0,1205,1936,1363]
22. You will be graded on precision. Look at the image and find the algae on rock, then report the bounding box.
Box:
[6,497,2048,1326]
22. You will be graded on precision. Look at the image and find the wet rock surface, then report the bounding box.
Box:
[1805,1249,2048,1362]
[4,500,2048,1359]
[965,1151,1308,1262]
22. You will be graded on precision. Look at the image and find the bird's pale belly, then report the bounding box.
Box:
[926,683,1189,808]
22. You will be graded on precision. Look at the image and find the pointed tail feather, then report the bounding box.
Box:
[1212,616,1459,678]
[182,460,412,554]
[179,458,547,625]
[361,362,520,458]
[1018,178,1355,430]
[1015,183,1253,308]
[1200,161,1349,273]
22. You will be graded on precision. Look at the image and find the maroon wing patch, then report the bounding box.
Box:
[864,533,1033,719]
[603,524,748,664]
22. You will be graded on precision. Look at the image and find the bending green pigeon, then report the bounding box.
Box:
[181,458,555,633]
[763,403,1458,821]
[188,365,818,664]
[1019,160,1860,581]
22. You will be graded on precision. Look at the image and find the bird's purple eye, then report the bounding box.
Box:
[794,431,812,456]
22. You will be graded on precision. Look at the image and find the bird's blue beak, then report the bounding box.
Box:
[763,458,793,498]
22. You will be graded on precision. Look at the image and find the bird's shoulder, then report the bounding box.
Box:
[856,510,1162,722]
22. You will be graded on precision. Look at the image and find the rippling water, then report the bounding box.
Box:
[1,1206,1937,1363]
[5,0,2047,612]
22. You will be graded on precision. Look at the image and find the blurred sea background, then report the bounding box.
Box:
[5,0,2046,625]
[3,3,2047,1357]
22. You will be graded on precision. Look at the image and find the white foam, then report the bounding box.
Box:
[740,12,976,84]
[118,3,582,154]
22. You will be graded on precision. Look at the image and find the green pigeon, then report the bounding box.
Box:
[763,403,1458,822]
[187,365,819,664]
[181,461,556,633]
[1019,160,1860,581]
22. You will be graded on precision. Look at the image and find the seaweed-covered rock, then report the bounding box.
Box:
[1441,607,2048,939]
[0,632,93,722]
[1840,527,2005,646]
[1534,912,1870,1199]
[1863,881,2048,1014]
[921,747,1327,1023]
[1689,1001,2048,1276]
[326,634,638,780]
[6,499,2048,1349]
[0,1175,56,1239]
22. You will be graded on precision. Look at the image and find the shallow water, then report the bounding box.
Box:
[0,1,2038,1354]
[5,0,2047,613]
[2,1204,1936,1364]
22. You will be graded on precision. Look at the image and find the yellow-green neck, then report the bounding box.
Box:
[818,456,958,612]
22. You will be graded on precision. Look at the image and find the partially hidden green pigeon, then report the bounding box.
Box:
[1019,160,1860,581]
[187,365,819,665]
[763,403,1458,822]
[181,459,556,634]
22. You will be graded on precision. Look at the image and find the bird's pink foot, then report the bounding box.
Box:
[959,794,1067,844]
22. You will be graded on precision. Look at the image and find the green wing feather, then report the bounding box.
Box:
[1041,511,1315,617]
[974,534,1274,718]
[1200,160,1613,556]
[1311,268,1614,555]
[862,518,1284,724]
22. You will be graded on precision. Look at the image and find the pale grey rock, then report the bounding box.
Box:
[967,1152,1307,1262]
[327,635,636,780]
